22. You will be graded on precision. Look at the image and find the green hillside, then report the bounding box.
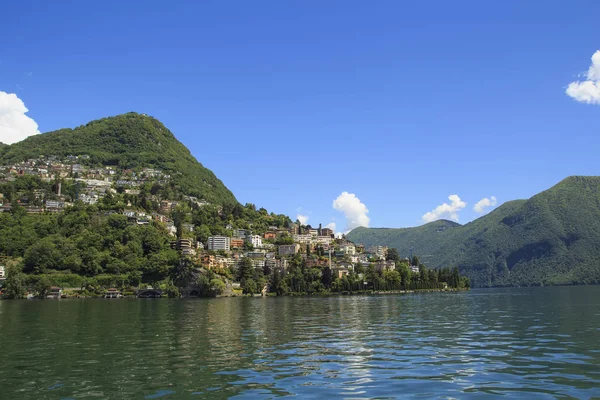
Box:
[0,113,236,205]
[347,176,600,287]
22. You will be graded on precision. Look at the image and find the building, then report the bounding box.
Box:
[202,254,216,269]
[0,265,5,280]
[374,260,396,272]
[320,228,334,237]
[368,245,387,259]
[250,235,263,248]
[264,231,277,240]
[207,236,231,251]
[278,244,300,256]
[341,244,356,255]
[317,236,333,245]
[230,238,245,249]
[233,229,251,239]
[293,234,312,244]
[332,266,351,279]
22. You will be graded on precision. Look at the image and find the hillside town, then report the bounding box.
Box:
[0,154,429,294]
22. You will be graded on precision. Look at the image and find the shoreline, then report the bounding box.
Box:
[2,287,468,300]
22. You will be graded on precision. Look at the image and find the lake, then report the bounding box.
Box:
[1,287,599,399]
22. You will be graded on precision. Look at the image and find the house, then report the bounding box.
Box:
[341,244,356,255]
[47,287,63,299]
[332,266,351,279]
[202,254,216,269]
[171,239,196,256]
[374,260,396,272]
[278,244,300,256]
[320,228,334,237]
[250,235,263,248]
[103,288,123,299]
[165,223,177,237]
[337,261,354,270]
[0,265,6,280]
[264,231,277,240]
[230,238,245,249]
[410,265,420,274]
[317,236,332,245]
[251,259,266,269]
[233,229,251,238]
[246,251,265,259]
[207,236,231,251]
[292,234,312,244]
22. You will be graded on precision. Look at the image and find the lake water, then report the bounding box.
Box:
[1,287,599,399]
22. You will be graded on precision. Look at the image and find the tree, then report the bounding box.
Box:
[3,264,27,299]
[411,255,420,267]
[35,275,52,298]
[386,248,400,261]
[171,257,198,288]
[242,278,258,295]
[207,278,226,297]
[270,269,288,295]
[321,266,333,288]
[238,257,254,282]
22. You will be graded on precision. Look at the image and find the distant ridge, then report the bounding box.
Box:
[347,176,600,287]
[0,112,237,205]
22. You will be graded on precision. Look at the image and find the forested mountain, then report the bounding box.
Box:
[0,113,236,205]
[348,176,600,287]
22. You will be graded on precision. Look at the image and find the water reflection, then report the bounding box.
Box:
[0,287,599,399]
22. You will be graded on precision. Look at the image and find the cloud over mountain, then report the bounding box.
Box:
[422,194,466,223]
[333,192,370,232]
[474,196,497,214]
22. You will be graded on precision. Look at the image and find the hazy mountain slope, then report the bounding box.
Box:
[348,176,600,287]
[0,113,237,205]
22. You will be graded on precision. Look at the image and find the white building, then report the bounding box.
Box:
[250,235,263,248]
[342,244,356,255]
[316,236,333,245]
[293,234,313,244]
[207,236,231,251]
[0,265,5,280]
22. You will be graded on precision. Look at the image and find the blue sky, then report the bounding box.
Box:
[1,1,599,232]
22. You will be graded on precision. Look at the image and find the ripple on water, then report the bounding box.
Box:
[0,288,599,398]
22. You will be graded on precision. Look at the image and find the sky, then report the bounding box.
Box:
[1,0,599,233]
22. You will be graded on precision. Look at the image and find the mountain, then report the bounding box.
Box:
[0,113,236,205]
[347,176,600,287]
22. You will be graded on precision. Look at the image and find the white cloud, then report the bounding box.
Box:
[333,192,370,232]
[296,214,309,225]
[473,196,497,214]
[422,194,466,223]
[325,222,336,232]
[0,91,40,144]
[566,50,600,104]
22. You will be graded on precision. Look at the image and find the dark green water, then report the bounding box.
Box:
[1,287,599,399]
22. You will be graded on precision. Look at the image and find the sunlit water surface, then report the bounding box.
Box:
[1,287,599,399]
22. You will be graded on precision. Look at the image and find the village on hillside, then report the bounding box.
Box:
[0,154,456,297]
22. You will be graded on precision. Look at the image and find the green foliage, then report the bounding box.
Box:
[386,248,399,261]
[348,176,600,288]
[0,205,180,285]
[0,112,237,205]
[207,278,226,297]
[2,264,27,299]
